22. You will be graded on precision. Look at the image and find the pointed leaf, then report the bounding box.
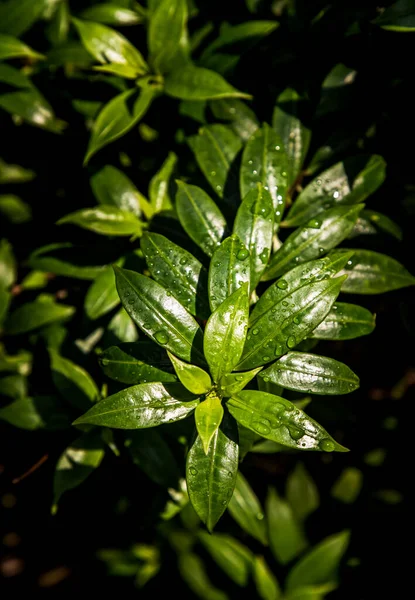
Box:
[178,553,229,600]
[127,429,180,487]
[310,302,375,340]
[240,124,288,226]
[106,307,138,344]
[114,266,205,364]
[219,367,262,397]
[198,531,253,586]
[210,98,259,141]
[80,4,142,26]
[286,463,320,522]
[85,267,120,320]
[148,0,188,73]
[0,395,70,431]
[98,342,176,384]
[195,393,224,454]
[233,184,274,289]
[168,351,212,394]
[0,34,44,61]
[91,165,143,217]
[266,487,307,564]
[73,382,199,428]
[141,232,210,319]
[331,467,363,504]
[27,242,113,280]
[285,531,350,591]
[176,181,227,257]
[261,352,360,395]
[0,239,16,288]
[228,471,268,544]
[228,390,348,452]
[164,64,251,101]
[208,235,251,311]
[373,0,415,31]
[58,206,143,236]
[264,205,363,281]
[186,415,239,530]
[204,284,249,383]
[238,276,345,370]
[253,556,281,600]
[50,350,99,411]
[149,152,177,213]
[284,155,386,227]
[5,300,74,335]
[0,0,49,36]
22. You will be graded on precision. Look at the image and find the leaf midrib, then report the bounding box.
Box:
[181,185,223,252]
[274,364,358,385]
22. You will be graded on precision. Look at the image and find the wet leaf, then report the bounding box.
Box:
[168,351,212,394]
[58,206,143,236]
[0,34,44,61]
[195,393,224,453]
[310,302,375,340]
[208,235,251,311]
[164,64,251,101]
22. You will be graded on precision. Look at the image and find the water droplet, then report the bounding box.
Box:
[293,316,301,325]
[155,330,169,345]
[259,249,269,264]
[125,292,130,297]
[287,335,296,349]
[317,179,322,185]
[210,170,216,176]
[236,375,244,381]
[275,145,281,151]
[227,471,233,478]
[180,257,187,265]
[216,185,222,191]
[282,171,287,177]
[318,247,325,255]
[253,169,258,175]
[277,195,283,203]
[128,298,134,304]
[189,466,198,475]
[333,190,340,199]
[215,261,221,267]
[282,301,289,307]
[276,210,281,217]
[262,355,271,362]
[253,420,271,435]
[248,159,253,165]
[237,248,249,260]
[277,279,288,290]
[274,343,284,356]
[288,426,304,441]
[307,218,322,229]
[256,511,264,520]
[252,328,260,335]
[262,376,270,383]
[320,439,335,452]
[346,259,354,270]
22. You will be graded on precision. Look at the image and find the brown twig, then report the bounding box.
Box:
[12,454,49,484]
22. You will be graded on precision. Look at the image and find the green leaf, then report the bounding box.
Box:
[148,0,188,73]
[85,267,120,320]
[195,393,224,454]
[168,351,212,395]
[284,584,337,600]
[310,302,375,340]
[240,124,288,227]
[253,555,281,600]
[73,382,199,428]
[5,300,74,335]
[0,194,32,224]
[208,235,251,311]
[47,41,93,67]
[201,20,278,59]
[198,531,253,587]
[50,350,99,411]
[218,367,262,397]
[0,239,16,288]
[149,152,177,213]
[264,205,363,281]
[260,352,360,395]
[53,432,105,510]
[127,429,181,487]
[141,232,210,319]
[0,0,50,36]
[0,158,35,184]
[286,463,319,522]
[186,415,239,531]
[164,64,251,101]
[233,184,274,289]
[227,390,348,452]
[176,181,227,257]
[98,341,176,384]
[284,155,386,227]
[238,276,345,370]
[27,243,112,280]
[178,553,229,600]
[58,206,143,236]
[358,209,402,241]
[0,374,27,400]
[204,284,249,383]
[0,395,70,431]
[93,62,141,78]
[373,0,415,31]
[338,249,415,294]
[114,266,205,364]
[266,487,307,565]
[250,252,354,328]
[210,99,259,142]
[0,285,11,326]
[0,34,44,61]
[188,124,242,202]
[106,307,138,344]
[72,17,148,74]
[85,87,154,164]
[80,3,143,26]
[0,348,32,376]
[285,531,350,591]
[228,471,268,544]
[91,165,143,217]
[272,88,311,188]
[331,467,363,504]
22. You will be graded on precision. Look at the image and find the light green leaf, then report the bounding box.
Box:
[91,165,144,217]
[218,367,262,397]
[228,471,268,544]
[195,393,224,454]
[210,98,259,141]
[0,34,44,61]
[168,351,212,395]
[149,152,177,213]
[208,235,251,311]
[198,531,253,586]
[310,302,375,340]
[178,553,229,600]
[356,209,402,240]
[0,239,16,288]
[50,350,99,411]
[286,463,319,522]
[5,300,74,335]
[58,206,143,236]
[80,3,143,26]
[164,64,251,101]
[148,0,188,73]
[0,0,50,36]
[0,158,35,184]
[266,487,307,564]
[331,467,363,504]
[0,194,32,224]
[253,556,281,600]
[85,267,120,320]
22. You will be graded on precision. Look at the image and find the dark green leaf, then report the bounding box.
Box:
[284,583,337,600]
[198,531,253,586]
[310,302,375,340]
[201,20,278,59]
[0,158,35,184]
[284,156,386,227]
[240,124,288,226]
[0,395,70,431]
[149,152,177,213]
[168,351,212,394]
[338,249,415,294]
[0,348,32,375]
[0,285,10,326]
[208,235,251,311]
[176,181,227,257]
[219,367,262,397]
[204,284,249,383]
[50,350,99,411]
[27,243,110,280]
[148,0,188,73]
[373,0,415,31]
[238,276,345,370]
[85,87,154,164]
[285,531,350,591]
[80,3,143,26]
[266,487,307,564]
[114,266,205,363]
[233,184,274,289]
[0,239,16,288]
[253,556,281,600]
[47,41,94,66]
[0,194,32,224]
[91,165,143,217]
[272,88,311,188]
[210,99,259,141]
[98,341,176,384]
[164,64,251,101]
[6,300,74,335]
[188,124,242,202]
[141,232,210,319]
[195,393,224,454]
[58,206,143,236]
[0,0,50,36]
[264,205,363,281]
[227,390,348,452]
[178,553,229,600]
[357,209,402,240]
[186,415,238,531]
[286,463,320,522]
[127,429,181,487]
[260,352,360,395]
[0,34,44,61]
[228,471,268,544]
[85,267,120,320]
[331,467,363,504]
[73,382,199,428]
[0,374,27,400]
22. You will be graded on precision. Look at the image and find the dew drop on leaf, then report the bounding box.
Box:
[154,330,169,345]
[253,420,271,435]
[277,279,288,290]
[237,248,249,260]
[320,439,335,452]
[189,466,198,475]
[287,335,296,349]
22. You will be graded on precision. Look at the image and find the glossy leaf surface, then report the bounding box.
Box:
[80,3,142,26]
[208,235,251,311]
[85,267,120,320]
[58,206,143,236]
[164,65,251,101]
[310,302,375,340]
[168,351,212,395]
[50,350,99,411]
[90,165,143,216]
[228,471,268,544]
[195,393,224,454]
